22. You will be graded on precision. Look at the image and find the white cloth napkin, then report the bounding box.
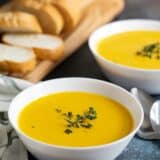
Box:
[0,75,32,160]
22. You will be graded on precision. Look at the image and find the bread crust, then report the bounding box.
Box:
[33,44,64,61]
[14,0,64,34]
[53,0,81,33]
[2,0,82,34]
[0,11,42,33]
[0,56,37,74]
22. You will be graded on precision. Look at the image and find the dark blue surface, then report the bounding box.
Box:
[1,0,160,159]
[117,137,160,160]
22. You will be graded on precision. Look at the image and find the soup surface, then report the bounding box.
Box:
[18,92,133,147]
[97,30,160,69]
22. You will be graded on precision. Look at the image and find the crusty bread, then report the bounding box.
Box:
[6,0,82,34]
[3,33,64,61]
[13,0,64,34]
[76,0,94,10]
[53,0,81,33]
[26,0,93,10]
[0,11,42,33]
[0,43,36,74]
[28,0,82,33]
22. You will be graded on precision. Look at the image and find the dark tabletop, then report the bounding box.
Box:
[1,0,160,159]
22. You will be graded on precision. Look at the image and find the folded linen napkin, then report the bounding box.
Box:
[0,75,32,160]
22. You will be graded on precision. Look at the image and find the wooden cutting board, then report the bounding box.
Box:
[22,0,124,83]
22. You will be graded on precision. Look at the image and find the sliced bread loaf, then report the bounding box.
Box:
[0,11,42,33]
[53,0,81,33]
[0,43,36,74]
[13,0,64,34]
[3,34,64,61]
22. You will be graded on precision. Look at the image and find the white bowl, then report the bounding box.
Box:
[8,78,143,160]
[89,19,160,94]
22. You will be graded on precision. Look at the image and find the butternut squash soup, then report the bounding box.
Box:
[18,92,133,147]
[97,31,160,69]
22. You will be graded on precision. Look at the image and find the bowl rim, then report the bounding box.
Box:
[88,19,160,73]
[8,77,144,150]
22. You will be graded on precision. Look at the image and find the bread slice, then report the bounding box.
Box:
[0,43,36,74]
[3,34,64,61]
[53,0,81,33]
[13,0,64,34]
[0,11,42,33]
[27,0,93,10]
[30,0,82,33]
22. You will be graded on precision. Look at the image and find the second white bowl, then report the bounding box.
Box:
[89,19,160,94]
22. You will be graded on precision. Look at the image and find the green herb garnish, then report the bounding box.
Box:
[31,125,35,129]
[64,128,72,134]
[85,107,97,120]
[136,42,160,59]
[80,123,93,128]
[55,107,97,134]
[55,108,62,113]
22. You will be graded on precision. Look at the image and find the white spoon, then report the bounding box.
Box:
[131,88,160,139]
[150,100,160,133]
[131,88,154,130]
